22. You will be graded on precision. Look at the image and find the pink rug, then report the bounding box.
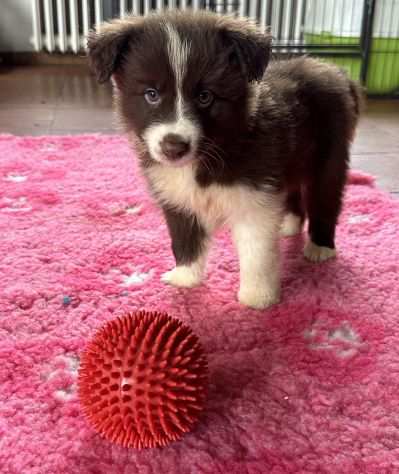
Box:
[1,134,399,474]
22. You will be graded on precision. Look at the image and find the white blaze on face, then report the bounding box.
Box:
[143,23,200,166]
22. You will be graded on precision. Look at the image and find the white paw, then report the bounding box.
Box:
[238,285,280,310]
[280,213,303,237]
[304,240,337,263]
[161,266,202,288]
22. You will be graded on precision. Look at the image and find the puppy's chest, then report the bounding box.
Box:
[146,165,255,228]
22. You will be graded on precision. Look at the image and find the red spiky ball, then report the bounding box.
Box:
[78,311,208,449]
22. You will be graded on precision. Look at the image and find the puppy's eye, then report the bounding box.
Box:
[144,88,161,105]
[197,90,214,108]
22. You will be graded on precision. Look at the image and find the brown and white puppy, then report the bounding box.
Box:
[87,10,361,309]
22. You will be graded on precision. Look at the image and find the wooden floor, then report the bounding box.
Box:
[1,64,398,196]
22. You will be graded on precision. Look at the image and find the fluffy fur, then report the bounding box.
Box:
[87,10,362,309]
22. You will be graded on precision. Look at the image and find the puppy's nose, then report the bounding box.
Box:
[160,134,190,160]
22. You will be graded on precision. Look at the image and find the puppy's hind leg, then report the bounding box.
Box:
[280,190,305,237]
[304,144,349,263]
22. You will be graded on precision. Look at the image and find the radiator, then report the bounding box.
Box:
[31,0,306,54]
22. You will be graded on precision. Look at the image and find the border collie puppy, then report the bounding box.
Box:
[87,10,361,309]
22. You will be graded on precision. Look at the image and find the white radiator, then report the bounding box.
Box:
[31,0,307,54]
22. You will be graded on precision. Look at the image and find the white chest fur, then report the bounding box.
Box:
[145,164,281,231]
[146,163,285,310]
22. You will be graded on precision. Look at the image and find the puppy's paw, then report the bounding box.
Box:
[161,266,202,288]
[238,285,280,310]
[280,213,303,237]
[304,240,337,263]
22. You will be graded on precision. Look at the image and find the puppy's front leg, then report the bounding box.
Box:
[232,204,282,309]
[161,206,209,288]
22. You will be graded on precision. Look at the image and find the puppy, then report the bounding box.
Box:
[87,10,361,309]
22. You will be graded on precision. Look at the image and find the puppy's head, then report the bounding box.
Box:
[88,11,271,167]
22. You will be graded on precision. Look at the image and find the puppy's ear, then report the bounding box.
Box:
[220,20,272,82]
[87,19,140,83]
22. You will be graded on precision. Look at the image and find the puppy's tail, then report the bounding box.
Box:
[349,79,364,119]
[347,79,364,142]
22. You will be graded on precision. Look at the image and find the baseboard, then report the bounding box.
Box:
[0,52,88,66]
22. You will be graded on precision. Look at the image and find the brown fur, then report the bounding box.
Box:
[88,10,362,258]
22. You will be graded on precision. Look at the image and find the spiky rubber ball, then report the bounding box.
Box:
[78,311,208,449]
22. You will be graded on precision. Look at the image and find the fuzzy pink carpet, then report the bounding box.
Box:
[1,134,399,474]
